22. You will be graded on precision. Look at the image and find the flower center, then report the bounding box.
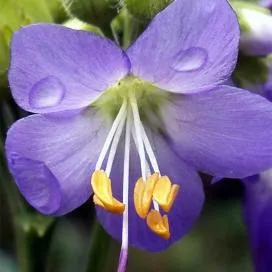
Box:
[93,75,169,125]
[90,78,179,271]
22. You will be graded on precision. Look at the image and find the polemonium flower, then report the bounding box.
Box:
[241,59,272,271]
[243,171,272,272]
[5,0,272,270]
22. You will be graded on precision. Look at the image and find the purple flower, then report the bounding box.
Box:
[5,0,272,270]
[243,172,272,272]
[242,60,272,272]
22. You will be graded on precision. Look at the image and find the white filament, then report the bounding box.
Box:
[140,124,160,174]
[105,113,127,176]
[130,95,146,180]
[95,100,127,170]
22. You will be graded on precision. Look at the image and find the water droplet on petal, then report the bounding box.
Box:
[172,47,208,72]
[29,76,65,109]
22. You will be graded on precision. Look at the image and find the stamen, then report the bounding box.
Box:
[105,112,127,176]
[152,176,180,213]
[131,128,160,212]
[118,109,132,272]
[134,173,159,218]
[130,94,146,181]
[91,170,125,214]
[95,100,127,170]
[146,210,170,240]
[140,124,160,174]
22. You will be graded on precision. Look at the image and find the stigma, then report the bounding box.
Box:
[89,90,180,271]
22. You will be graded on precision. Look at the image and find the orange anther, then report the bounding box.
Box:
[91,170,125,214]
[146,210,170,240]
[134,173,159,218]
[152,176,180,213]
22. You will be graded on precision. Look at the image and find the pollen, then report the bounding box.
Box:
[91,170,125,214]
[152,176,180,213]
[134,173,159,218]
[146,210,170,240]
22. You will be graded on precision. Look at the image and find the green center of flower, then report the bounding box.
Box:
[93,75,169,122]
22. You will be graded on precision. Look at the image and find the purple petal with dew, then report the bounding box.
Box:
[127,0,239,94]
[243,170,272,272]
[5,107,111,215]
[96,128,204,252]
[162,85,272,178]
[9,23,130,113]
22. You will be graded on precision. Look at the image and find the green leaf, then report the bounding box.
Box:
[0,0,63,89]
[125,0,172,20]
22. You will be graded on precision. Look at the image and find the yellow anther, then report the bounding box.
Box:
[134,173,159,219]
[91,170,125,214]
[152,176,180,213]
[146,210,170,240]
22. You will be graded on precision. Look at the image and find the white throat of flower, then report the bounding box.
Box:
[91,92,180,272]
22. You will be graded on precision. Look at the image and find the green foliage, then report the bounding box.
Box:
[234,53,269,86]
[0,0,63,89]
[125,0,172,20]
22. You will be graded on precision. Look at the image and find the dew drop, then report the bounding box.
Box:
[29,76,65,109]
[172,47,208,72]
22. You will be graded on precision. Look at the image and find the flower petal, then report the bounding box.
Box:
[162,85,272,178]
[96,129,204,251]
[243,170,272,272]
[127,0,239,93]
[5,108,110,215]
[9,23,130,113]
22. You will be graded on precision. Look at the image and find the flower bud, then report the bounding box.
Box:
[62,0,120,30]
[232,1,272,56]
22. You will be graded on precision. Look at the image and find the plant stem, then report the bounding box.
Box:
[101,23,115,41]
[85,221,111,272]
[122,9,146,49]
[14,222,55,272]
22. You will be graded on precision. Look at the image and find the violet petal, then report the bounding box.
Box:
[127,0,239,94]
[162,85,272,178]
[5,108,111,215]
[243,171,272,272]
[9,23,130,113]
